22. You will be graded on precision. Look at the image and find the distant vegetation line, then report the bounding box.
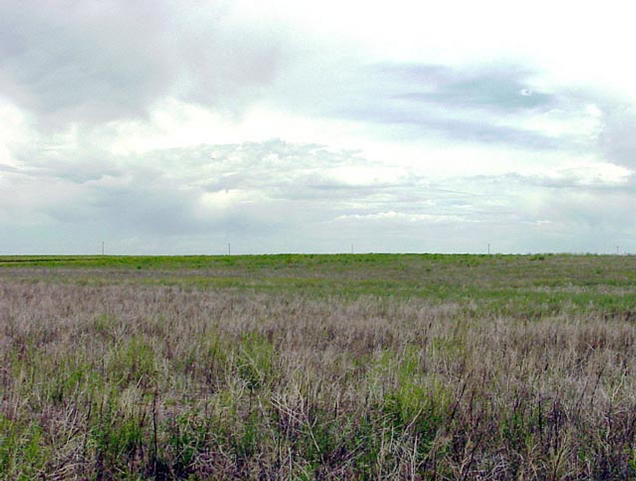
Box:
[0,252,629,269]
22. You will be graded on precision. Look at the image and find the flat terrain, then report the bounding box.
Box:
[0,254,635,479]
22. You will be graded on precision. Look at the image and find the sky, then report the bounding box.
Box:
[1,0,635,255]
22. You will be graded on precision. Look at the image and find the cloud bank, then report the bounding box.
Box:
[1,0,635,254]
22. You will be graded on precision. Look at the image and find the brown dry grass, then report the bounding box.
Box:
[0,255,635,480]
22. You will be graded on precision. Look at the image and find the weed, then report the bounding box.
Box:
[0,254,635,479]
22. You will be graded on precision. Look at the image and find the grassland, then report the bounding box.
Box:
[0,254,635,480]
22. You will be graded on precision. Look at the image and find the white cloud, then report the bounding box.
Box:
[1,0,636,253]
[0,97,36,167]
[335,211,469,224]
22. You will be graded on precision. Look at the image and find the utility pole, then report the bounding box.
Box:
[488,243,490,255]
[102,241,104,256]
[351,243,354,254]
[228,243,231,256]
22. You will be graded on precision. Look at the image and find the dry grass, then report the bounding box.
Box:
[0,255,635,480]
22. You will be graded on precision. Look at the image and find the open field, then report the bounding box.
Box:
[1,254,635,480]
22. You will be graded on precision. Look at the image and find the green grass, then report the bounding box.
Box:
[0,254,635,479]
[3,253,634,319]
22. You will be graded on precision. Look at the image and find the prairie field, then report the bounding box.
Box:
[0,253,635,480]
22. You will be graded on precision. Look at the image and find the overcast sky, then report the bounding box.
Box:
[1,0,635,254]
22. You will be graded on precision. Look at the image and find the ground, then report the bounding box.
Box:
[0,254,635,480]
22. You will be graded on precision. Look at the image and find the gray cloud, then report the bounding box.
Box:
[0,1,286,128]
[348,63,590,150]
[0,139,375,251]
[268,60,591,150]
[0,0,622,161]
[382,63,556,112]
[597,102,636,169]
[0,138,467,252]
[339,104,566,149]
[3,136,634,254]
